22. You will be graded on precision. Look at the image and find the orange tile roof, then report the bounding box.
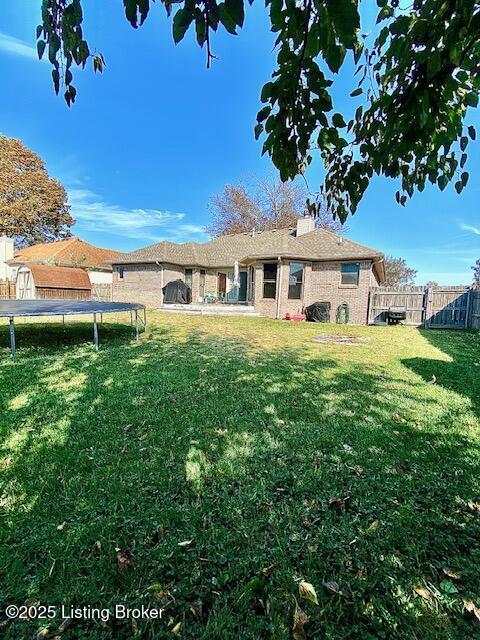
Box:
[15,237,122,270]
[27,264,92,290]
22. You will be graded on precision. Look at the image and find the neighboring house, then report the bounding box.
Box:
[111,217,385,324]
[8,236,122,285]
[15,263,92,300]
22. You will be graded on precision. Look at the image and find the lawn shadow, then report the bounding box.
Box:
[402,328,480,414]
[0,325,479,639]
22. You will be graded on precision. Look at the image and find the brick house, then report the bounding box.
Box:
[111,217,385,324]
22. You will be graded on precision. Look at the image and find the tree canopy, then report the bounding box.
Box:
[0,136,74,247]
[383,255,417,286]
[36,1,480,222]
[472,258,480,285]
[206,176,343,236]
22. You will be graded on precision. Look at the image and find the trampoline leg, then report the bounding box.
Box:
[135,310,139,341]
[93,313,99,351]
[9,316,15,358]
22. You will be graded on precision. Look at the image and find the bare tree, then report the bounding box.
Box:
[384,256,417,286]
[206,175,343,237]
[472,259,480,285]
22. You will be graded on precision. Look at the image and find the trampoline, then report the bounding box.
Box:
[0,300,147,357]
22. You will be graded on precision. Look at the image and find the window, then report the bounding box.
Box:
[185,268,193,290]
[288,263,304,299]
[118,266,124,280]
[199,269,206,298]
[263,263,277,299]
[341,263,360,286]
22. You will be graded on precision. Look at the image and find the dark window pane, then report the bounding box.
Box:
[263,282,276,299]
[118,267,124,279]
[288,283,302,299]
[199,270,206,296]
[264,263,277,280]
[341,263,359,285]
[185,268,193,289]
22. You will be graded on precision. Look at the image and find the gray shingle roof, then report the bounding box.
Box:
[111,227,383,268]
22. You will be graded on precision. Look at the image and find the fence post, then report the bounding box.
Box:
[423,286,432,328]
[465,287,473,329]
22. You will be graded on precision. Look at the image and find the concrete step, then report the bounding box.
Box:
[159,303,260,317]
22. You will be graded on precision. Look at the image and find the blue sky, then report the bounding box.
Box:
[0,1,478,284]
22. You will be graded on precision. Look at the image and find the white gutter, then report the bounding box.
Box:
[276,256,282,320]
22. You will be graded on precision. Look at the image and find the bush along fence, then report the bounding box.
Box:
[368,285,480,330]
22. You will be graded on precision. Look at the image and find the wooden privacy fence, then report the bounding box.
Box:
[471,288,480,330]
[368,285,479,330]
[0,280,15,300]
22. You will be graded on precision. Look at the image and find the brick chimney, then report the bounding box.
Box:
[0,236,14,280]
[296,215,315,236]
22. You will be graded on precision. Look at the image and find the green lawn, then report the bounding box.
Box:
[0,313,479,639]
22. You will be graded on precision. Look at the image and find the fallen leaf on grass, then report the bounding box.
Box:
[427,374,437,384]
[261,564,275,577]
[299,581,319,605]
[292,603,308,640]
[36,628,50,640]
[392,464,405,475]
[366,520,379,533]
[189,600,203,621]
[178,539,193,547]
[467,501,480,514]
[442,567,462,580]
[413,584,431,600]
[116,547,134,571]
[328,496,351,508]
[464,599,480,625]
[322,581,342,595]
[172,621,182,634]
[56,522,66,531]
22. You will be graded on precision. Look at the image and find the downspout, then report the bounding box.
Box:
[276,256,282,319]
[156,261,164,306]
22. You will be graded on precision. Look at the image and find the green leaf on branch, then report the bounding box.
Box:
[37,40,46,59]
[218,3,238,34]
[173,7,194,43]
[225,0,245,28]
[437,175,448,191]
[124,0,151,28]
[465,93,478,108]
[332,113,346,127]
[326,0,359,49]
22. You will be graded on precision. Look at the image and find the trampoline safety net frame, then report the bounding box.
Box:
[0,300,147,357]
